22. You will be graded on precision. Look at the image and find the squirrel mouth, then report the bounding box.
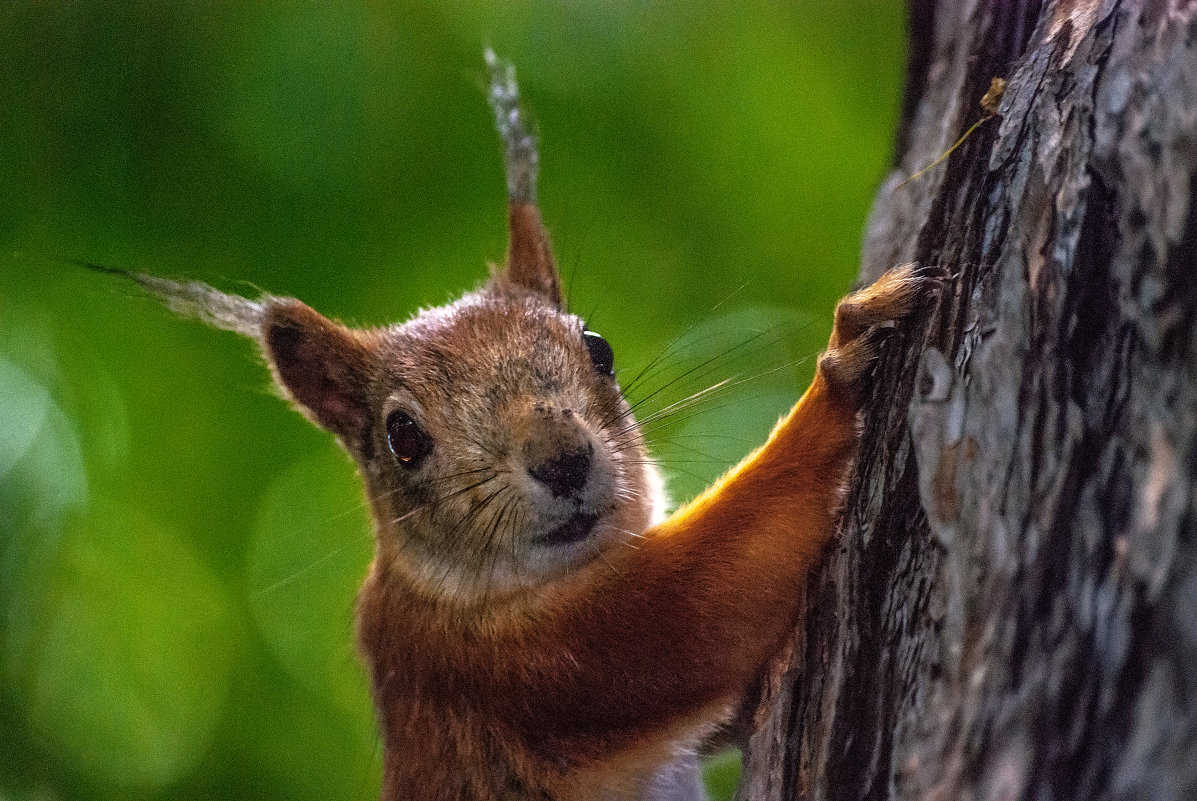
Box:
[537,512,599,547]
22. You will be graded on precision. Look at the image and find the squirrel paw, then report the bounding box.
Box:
[818,263,941,404]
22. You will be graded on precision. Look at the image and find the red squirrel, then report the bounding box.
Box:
[105,51,931,801]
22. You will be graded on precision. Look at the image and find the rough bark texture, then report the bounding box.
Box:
[736,1,1197,799]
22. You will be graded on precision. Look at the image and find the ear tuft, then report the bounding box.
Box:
[484,50,563,307]
[86,264,265,337]
[262,302,373,449]
[86,263,376,453]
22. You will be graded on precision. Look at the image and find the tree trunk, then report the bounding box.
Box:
[735,2,1197,799]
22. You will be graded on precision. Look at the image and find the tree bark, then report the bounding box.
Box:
[735,2,1197,799]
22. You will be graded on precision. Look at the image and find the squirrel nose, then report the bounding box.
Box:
[529,444,593,498]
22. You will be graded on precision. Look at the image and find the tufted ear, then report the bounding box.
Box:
[85,264,377,452]
[261,301,374,451]
[485,49,563,307]
[505,201,562,305]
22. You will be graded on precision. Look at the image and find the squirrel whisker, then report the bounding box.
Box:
[613,320,788,425]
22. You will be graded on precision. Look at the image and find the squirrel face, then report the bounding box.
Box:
[357,284,665,602]
[116,209,665,609]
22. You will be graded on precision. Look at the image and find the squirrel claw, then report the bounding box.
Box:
[820,262,938,403]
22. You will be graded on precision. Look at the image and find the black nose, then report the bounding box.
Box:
[529,445,593,498]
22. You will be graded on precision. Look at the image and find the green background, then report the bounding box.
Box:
[0,4,906,799]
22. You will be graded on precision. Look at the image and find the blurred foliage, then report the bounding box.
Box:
[0,3,905,800]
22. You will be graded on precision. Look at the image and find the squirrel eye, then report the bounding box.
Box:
[583,331,615,377]
[386,411,432,467]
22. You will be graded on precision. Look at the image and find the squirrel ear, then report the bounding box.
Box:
[81,265,375,451]
[485,50,563,307]
[262,301,373,449]
[504,200,562,306]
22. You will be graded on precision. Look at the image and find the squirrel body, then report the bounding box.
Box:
[115,54,932,801]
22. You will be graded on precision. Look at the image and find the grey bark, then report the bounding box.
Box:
[735,2,1197,799]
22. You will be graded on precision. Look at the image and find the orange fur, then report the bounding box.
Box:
[355,267,928,800]
[135,228,929,798]
[129,61,933,797]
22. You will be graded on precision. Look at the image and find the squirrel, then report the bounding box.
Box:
[98,51,933,801]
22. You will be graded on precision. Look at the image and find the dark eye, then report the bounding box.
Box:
[386,411,432,467]
[583,330,614,376]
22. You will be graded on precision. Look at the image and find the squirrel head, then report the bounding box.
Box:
[286,204,663,604]
[257,216,662,604]
[113,54,665,605]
